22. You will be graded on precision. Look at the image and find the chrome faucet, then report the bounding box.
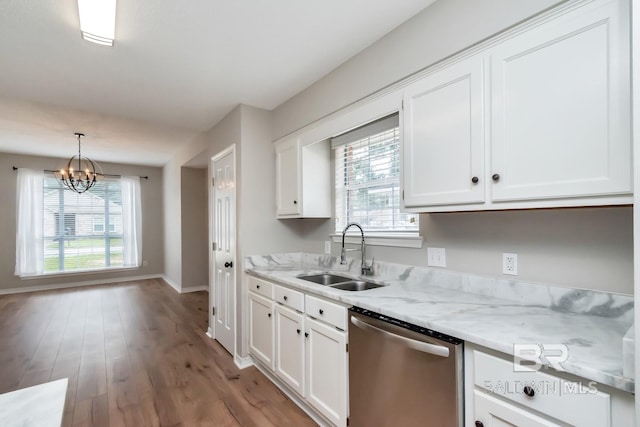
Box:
[340,222,374,276]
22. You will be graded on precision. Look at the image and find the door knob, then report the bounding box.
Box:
[474,422,484,427]
[492,173,500,182]
[471,176,479,184]
[224,261,233,268]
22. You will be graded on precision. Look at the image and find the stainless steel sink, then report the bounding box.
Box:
[329,280,385,291]
[297,273,352,286]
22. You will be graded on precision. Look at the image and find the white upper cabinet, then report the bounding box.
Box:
[490,0,631,202]
[275,137,331,218]
[402,0,631,212]
[403,54,486,207]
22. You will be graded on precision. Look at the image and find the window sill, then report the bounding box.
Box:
[18,266,140,280]
[330,233,423,249]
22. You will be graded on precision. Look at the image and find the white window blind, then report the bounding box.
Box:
[333,115,418,233]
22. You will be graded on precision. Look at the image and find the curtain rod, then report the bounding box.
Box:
[12,166,149,180]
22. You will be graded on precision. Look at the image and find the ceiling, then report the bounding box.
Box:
[0,0,435,166]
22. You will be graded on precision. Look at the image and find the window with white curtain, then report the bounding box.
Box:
[333,114,418,234]
[15,169,142,277]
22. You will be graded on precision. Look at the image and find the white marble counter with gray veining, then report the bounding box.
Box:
[0,378,67,427]
[245,253,635,393]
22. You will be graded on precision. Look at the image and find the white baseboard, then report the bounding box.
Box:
[234,354,254,370]
[0,274,163,295]
[206,327,213,339]
[181,285,208,293]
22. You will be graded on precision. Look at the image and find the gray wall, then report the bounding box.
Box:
[270,0,634,295]
[0,152,164,292]
[162,135,208,290]
[181,167,208,289]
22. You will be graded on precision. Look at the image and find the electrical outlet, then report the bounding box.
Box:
[503,253,518,275]
[142,260,148,267]
[427,247,446,267]
[324,241,331,255]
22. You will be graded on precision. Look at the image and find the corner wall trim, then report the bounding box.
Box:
[234,355,254,370]
[0,274,163,295]
[160,275,181,293]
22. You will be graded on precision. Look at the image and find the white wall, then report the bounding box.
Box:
[270,0,634,295]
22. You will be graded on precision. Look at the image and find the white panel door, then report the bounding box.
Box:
[305,318,347,427]
[490,0,631,202]
[275,304,305,396]
[474,391,561,427]
[402,53,485,207]
[248,292,274,370]
[275,138,301,216]
[211,146,236,355]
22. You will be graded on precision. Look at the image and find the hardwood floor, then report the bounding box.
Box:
[0,279,316,427]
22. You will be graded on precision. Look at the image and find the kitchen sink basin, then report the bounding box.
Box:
[329,280,386,291]
[297,273,352,286]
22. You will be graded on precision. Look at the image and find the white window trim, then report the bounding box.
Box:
[330,233,423,249]
[19,265,140,280]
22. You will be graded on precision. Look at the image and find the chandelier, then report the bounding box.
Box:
[57,132,103,194]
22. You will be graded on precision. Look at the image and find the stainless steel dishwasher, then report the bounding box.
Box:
[348,307,463,427]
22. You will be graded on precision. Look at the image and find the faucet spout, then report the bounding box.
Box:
[340,223,374,276]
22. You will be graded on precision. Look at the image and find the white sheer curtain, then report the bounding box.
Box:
[15,168,44,276]
[121,175,142,267]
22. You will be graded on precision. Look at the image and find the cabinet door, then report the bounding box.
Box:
[275,305,305,396]
[248,292,274,370]
[276,138,301,216]
[490,0,630,202]
[305,318,348,427]
[474,390,561,427]
[403,54,485,207]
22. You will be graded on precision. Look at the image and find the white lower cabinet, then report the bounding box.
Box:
[274,304,305,396]
[305,317,348,427]
[248,278,349,427]
[474,390,560,427]
[466,344,634,427]
[248,291,274,370]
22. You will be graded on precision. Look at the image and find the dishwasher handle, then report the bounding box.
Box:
[351,316,449,358]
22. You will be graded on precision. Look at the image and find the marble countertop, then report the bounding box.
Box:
[246,253,635,394]
[0,378,67,427]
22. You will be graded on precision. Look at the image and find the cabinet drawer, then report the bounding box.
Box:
[473,350,610,426]
[305,295,347,331]
[274,285,304,312]
[248,276,273,299]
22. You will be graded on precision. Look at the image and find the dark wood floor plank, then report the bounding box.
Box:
[0,280,316,427]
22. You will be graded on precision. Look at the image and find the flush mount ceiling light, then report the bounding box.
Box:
[57,133,103,194]
[77,0,116,46]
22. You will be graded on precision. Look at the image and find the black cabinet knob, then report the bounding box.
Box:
[256,284,260,289]
[523,385,535,397]
[224,261,233,268]
[293,200,297,204]
[471,176,479,184]
[475,421,484,427]
[284,296,288,301]
[304,332,309,338]
[319,309,324,315]
[492,173,500,182]
[296,329,301,335]
[267,313,271,318]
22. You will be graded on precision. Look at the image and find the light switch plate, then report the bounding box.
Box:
[427,247,446,267]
